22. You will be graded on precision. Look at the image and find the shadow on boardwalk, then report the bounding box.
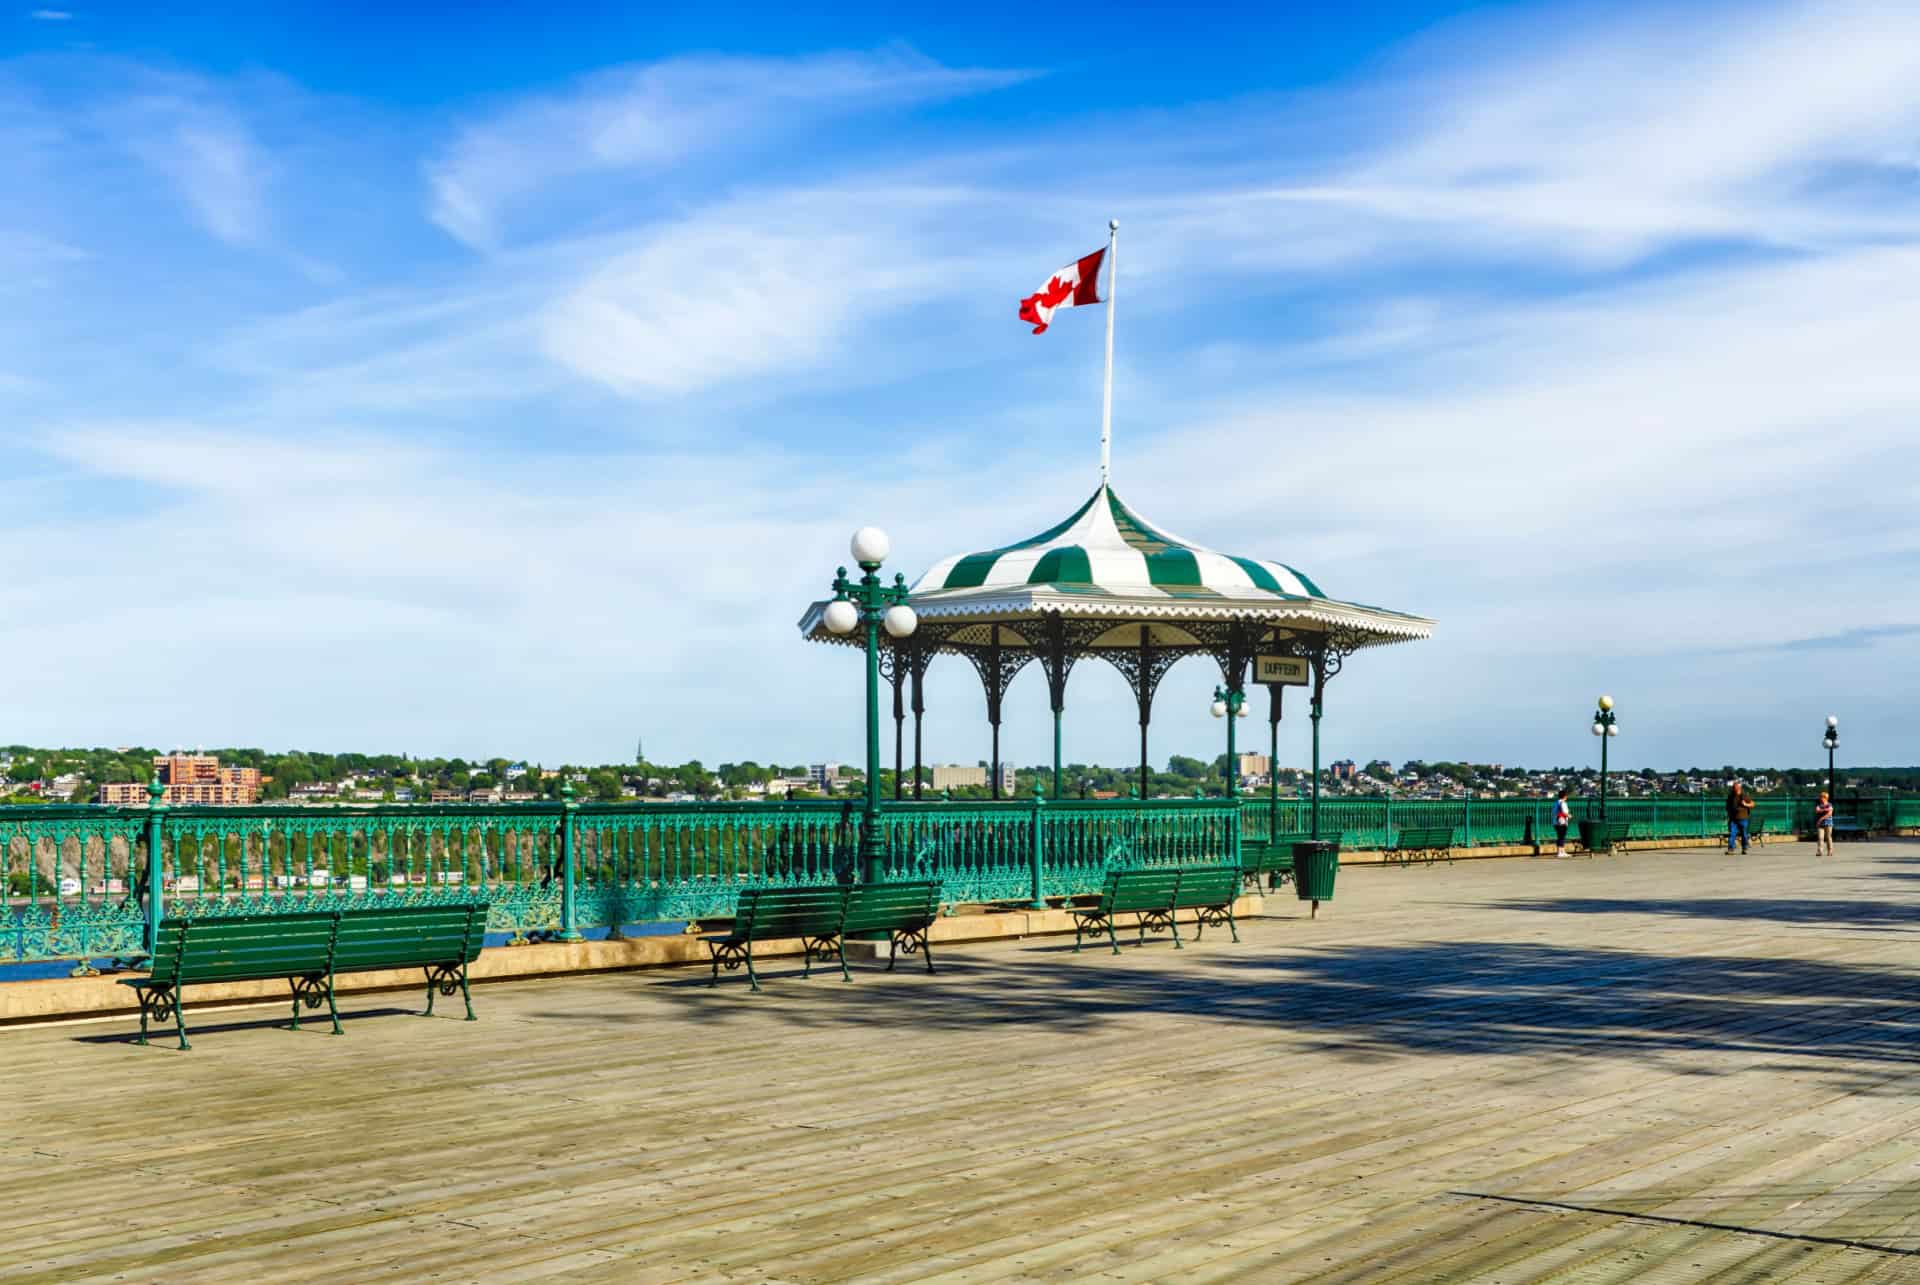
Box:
[1482,895,1920,932]
[536,928,1920,1090]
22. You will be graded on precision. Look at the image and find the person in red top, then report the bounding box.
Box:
[1813,791,1834,858]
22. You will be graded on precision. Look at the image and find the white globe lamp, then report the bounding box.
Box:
[1210,699,1228,719]
[1591,722,1604,736]
[850,526,890,566]
[823,599,859,635]
[883,603,917,639]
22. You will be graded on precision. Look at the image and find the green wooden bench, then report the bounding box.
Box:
[704,881,948,990]
[1072,868,1196,954]
[1170,865,1243,943]
[1582,819,1632,857]
[1747,817,1769,847]
[1832,815,1871,842]
[1385,825,1456,865]
[841,880,943,975]
[704,885,847,990]
[1238,840,1294,890]
[121,903,489,1051]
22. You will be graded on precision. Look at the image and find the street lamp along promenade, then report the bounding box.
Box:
[1210,684,1249,797]
[1822,715,1839,801]
[822,526,917,888]
[1590,695,1619,819]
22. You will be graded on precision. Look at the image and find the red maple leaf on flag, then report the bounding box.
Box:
[1019,274,1079,334]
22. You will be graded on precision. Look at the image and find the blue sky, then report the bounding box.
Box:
[4,0,1918,774]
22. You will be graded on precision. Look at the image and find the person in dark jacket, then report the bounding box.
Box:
[1726,781,1755,854]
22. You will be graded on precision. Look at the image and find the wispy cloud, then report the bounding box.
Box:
[119,92,271,247]
[425,48,1033,251]
[29,9,72,19]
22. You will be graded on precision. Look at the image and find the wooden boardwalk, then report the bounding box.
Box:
[6,839,1920,1282]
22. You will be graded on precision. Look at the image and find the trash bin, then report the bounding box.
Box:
[1293,840,1339,917]
[1577,819,1608,855]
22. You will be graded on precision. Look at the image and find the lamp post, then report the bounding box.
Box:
[1210,685,1249,798]
[821,527,917,888]
[1822,715,1838,802]
[1590,695,1619,819]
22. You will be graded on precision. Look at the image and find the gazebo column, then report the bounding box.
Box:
[1201,621,1258,795]
[882,647,906,801]
[961,624,1033,802]
[1266,684,1284,839]
[910,653,926,801]
[1104,626,1182,802]
[1304,632,1358,839]
[1036,613,1104,799]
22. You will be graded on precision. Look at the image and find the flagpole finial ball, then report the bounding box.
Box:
[1109,218,1119,231]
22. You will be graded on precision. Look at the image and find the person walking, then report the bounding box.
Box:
[1552,788,1573,858]
[1726,781,1755,854]
[1813,790,1834,858]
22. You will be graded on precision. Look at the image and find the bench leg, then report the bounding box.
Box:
[1109,914,1122,955]
[460,963,475,1021]
[135,983,175,1048]
[917,929,935,975]
[423,967,438,1015]
[174,986,192,1051]
[325,971,343,1036]
[1170,908,1183,950]
[836,935,851,984]
[744,943,761,993]
[706,942,721,986]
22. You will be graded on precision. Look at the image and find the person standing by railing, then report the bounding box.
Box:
[1813,791,1834,858]
[1552,788,1572,858]
[1726,781,1755,855]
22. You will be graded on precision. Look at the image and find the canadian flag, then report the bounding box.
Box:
[1017,247,1106,334]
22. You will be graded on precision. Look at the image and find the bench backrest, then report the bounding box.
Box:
[1101,868,1182,913]
[842,881,941,936]
[333,904,487,973]
[1238,841,1292,873]
[735,885,848,940]
[153,912,340,987]
[1170,866,1240,909]
[1394,827,1455,847]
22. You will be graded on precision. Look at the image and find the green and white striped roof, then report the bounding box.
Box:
[799,483,1432,648]
[914,485,1325,601]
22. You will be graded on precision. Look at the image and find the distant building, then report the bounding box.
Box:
[101,752,261,805]
[161,753,260,802]
[1329,759,1357,782]
[930,763,1016,793]
[1236,752,1271,779]
[808,763,842,789]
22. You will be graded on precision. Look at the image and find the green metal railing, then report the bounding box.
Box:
[2,793,1914,966]
[1239,794,1916,847]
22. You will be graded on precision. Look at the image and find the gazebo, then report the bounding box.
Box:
[800,480,1433,811]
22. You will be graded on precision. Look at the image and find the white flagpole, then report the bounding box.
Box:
[1100,218,1117,487]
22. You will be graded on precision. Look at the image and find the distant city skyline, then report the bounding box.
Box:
[5,2,1917,769]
